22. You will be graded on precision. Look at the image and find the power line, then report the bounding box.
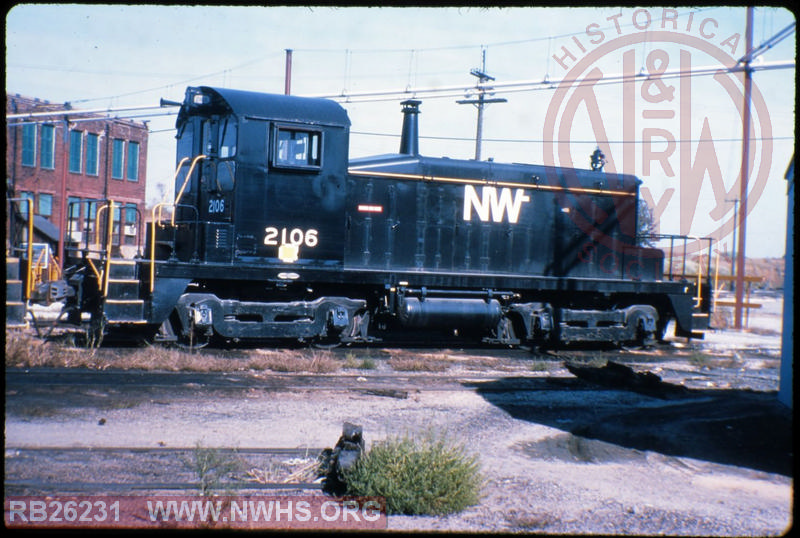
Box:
[308,59,794,103]
[11,7,738,109]
[351,130,795,145]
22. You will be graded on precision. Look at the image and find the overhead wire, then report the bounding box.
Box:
[18,6,729,108]
[7,7,793,146]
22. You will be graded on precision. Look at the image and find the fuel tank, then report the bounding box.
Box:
[397,297,502,329]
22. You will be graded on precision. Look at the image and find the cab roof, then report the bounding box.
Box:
[177,86,351,128]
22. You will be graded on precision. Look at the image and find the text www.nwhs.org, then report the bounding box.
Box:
[5,496,387,529]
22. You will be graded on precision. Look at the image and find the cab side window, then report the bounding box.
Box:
[273,126,321,169]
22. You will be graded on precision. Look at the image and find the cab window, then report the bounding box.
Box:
[273,126,321,169]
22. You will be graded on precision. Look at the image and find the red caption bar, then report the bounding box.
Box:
[5,495,387,530]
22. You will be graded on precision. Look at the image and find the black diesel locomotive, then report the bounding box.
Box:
[50,86,711,347]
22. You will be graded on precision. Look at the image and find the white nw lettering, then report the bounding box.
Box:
[463,185,531,223]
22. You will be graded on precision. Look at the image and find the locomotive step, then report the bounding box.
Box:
[107,259,139,279]
[104,299,146,323]
[7,257,21,280]
[7,279,24,302]
[692,312,711,330]
[6,301,27,327]
[106,279,142,300]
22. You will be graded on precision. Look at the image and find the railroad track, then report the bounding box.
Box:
[4,447,326,495]
[3,367,594,394]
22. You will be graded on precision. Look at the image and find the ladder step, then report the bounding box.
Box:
[105,299,145,322]
[107,259,138,279]
[7,280,24,302]
[6,301,27,326]
[106,279,141,300]
[6,257,21,280]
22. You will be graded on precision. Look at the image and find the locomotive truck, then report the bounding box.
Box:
[7,86,712,348]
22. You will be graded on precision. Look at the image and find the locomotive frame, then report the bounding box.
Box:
[8,86,713,348]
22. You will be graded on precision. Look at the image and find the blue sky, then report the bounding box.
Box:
[6,5,795,258]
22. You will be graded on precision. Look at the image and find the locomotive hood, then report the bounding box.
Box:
[349,98,640,194]
[349,152,642,196]
[176,86,351,128]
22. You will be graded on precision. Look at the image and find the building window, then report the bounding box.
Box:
[124,203,138,245]
[127,141,139,181]
[69,130,83,173]
[84,199,98,244]
[38,193,53,217]
[111,139,125,179]
[67,196,81,240]
[67,196,82,219]
[85,133,99,176]
[19,192,35,215]
[112,205,121,245]
[22,124,36,167]
[40,124,55,169]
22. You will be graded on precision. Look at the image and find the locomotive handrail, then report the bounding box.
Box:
[7,197,35,300]
[149,202,200,293]
[150,202,170,292]
[164,156,190,215]
[638,233,713,312]
[83,199,117,299]
[93,203,111,251]
[172,154,207,225]
[64,197,111,258]
[102,200,115,298]
[31,245,62,286]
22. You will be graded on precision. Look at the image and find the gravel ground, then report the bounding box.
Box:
[4,293,793,534]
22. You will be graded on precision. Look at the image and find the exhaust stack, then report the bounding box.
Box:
[399,100,421,155]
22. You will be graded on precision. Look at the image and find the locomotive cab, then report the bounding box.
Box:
[158,86,351,267]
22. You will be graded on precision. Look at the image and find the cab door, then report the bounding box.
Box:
[198,115,237,262]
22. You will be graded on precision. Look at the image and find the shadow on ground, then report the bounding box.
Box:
[469,374,793,476]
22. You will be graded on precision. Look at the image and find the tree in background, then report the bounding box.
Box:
[637,198,657,247]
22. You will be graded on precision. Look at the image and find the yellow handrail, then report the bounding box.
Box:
[168,156,190,208]
[13,197,35,301]
[94,203,110,250]
[146,155,206,292]
[172,154,206,226]
[695,253,703,308]
[32,247,48,287]
[149,201,175,293]
[102,200,115,298]
[86,257,101,282]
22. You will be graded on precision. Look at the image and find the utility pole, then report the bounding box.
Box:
[725,198,739,279]
[284,49,293,95]
[734,7,754,330]
[457,49,506,160]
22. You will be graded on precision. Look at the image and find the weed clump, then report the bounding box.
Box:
[342,432,482,516]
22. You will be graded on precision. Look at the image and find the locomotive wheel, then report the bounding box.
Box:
[633,317,656,348]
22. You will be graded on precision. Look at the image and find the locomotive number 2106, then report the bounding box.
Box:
[264,227,319,248]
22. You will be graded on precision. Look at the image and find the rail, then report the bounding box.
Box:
[638,233,714,312]
[146,157,206,292]
[172,154,206,225]
[149,202,200,292]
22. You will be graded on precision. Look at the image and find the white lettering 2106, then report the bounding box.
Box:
[463,185,531,223]
[264,227,319,248]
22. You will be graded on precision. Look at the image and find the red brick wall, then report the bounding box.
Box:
[7,93,148,257]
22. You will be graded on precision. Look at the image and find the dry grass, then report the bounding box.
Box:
[5,332,94,368]
[388,353,451,372]
[4,330,343,373]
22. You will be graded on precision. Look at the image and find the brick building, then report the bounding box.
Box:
[6,93,149,262]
